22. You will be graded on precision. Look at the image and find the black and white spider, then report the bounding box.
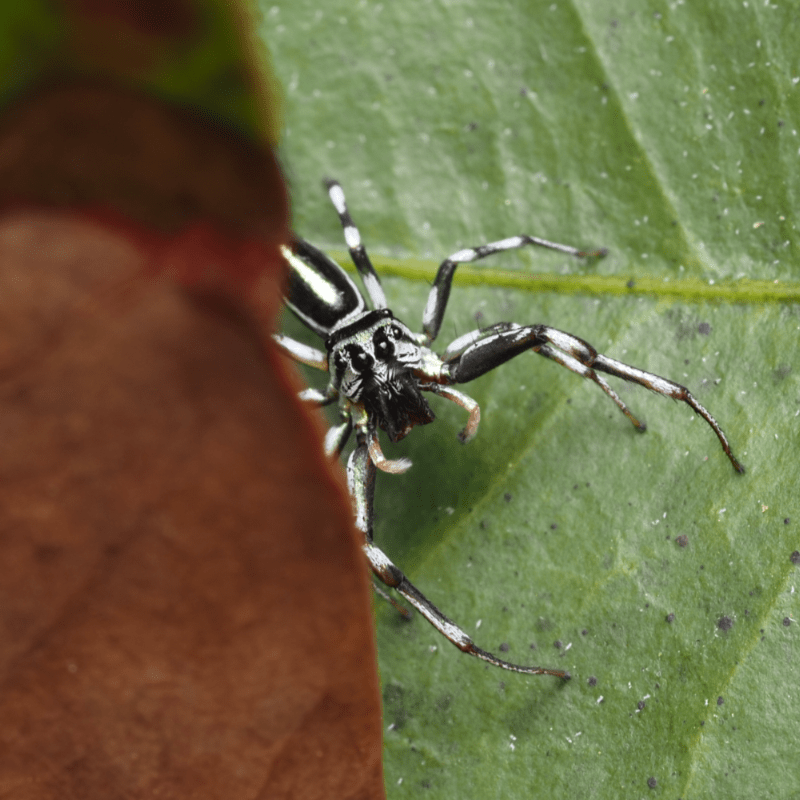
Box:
[275,179,744,677]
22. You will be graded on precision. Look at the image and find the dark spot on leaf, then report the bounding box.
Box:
[718,616,733,631]
[504,493,512,503]
[698,322,711,335]
[626,278,635,289]
[783,617,792,627]
[717,696,724,706]
[499,642,509,652]
[550,523,558,530]
[588,676,597,686]
[581,629,588,636]
[637,700,646,711]
[676,535,689,548]
[383,684,415,730]
[436,694,452,713]
[553,640,562,649]
[648,777,657,789]
[790,550,800,565]
[666,613,675,623]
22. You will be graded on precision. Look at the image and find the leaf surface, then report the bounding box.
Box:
[264,0,800,797]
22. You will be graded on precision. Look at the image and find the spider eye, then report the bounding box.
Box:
[333,352,346,372]
[373,330,395,359]
[350,347,373,372]
[390,325,403,339]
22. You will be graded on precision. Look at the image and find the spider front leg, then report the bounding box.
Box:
[324,179,388,310]
[347,438,569,678]
[272,332,357,457]
[441,323,744,473]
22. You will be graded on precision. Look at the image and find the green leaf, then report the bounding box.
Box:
[261,1,800,797]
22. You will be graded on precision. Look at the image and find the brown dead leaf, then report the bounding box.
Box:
[0,86,384,799]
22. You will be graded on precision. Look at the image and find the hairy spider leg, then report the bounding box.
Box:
[325,179,388,311]
[422,235,607,344]
[347,438,570,678]
[440,322,744,474]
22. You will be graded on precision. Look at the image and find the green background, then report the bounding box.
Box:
[260,1,799,797]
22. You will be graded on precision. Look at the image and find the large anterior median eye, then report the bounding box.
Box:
[347,345,374,372]
[373,329,395,359]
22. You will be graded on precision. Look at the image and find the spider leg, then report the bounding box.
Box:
[422,235,606,344]
[442,323,744,473]
[372,583,412,619]
[273,333,340,407]
[534,343,645,431]
[422,383,481,443]
[297,386,338,405]
[272,332,353,455]
[273,333,328,371]
[324,415,353,458]
[324,179,388,310]
[347,440,569,678]
[366,429,412,474]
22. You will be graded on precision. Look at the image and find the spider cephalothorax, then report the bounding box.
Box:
[274,178,743,677]
[327,311,434,442]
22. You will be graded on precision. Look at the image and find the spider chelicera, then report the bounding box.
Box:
[274,179,743,677]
